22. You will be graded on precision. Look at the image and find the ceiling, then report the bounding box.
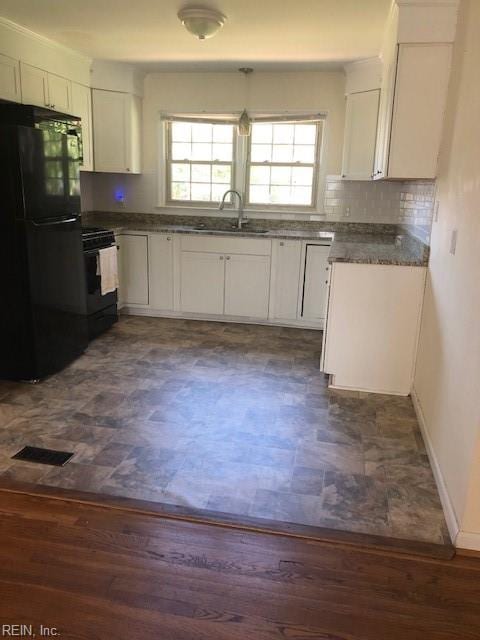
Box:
[0,0,392,71]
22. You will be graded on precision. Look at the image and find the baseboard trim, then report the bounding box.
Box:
[455,530,480,552]
[411,386,460,545]
[120,306,325,330]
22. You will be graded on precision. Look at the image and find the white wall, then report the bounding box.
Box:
[87,70,346,218]
[413,0,480,550]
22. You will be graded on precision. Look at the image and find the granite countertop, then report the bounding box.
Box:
[83,213,429,267]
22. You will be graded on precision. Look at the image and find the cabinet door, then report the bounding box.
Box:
[273,240,302,320]
[224,254,270,319]
[301,244,330,321]
[118,234,149,306]
[387,43,452,179]
[149,234,174,310]
[342,90,380,180]
[92,89,127,172]
[71,83,93,171]
[47,73,71,113]
[0,54,20,102]
[180,251,225,315]
[20,63,48,108]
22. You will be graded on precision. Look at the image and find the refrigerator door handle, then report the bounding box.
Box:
[30,217,78,226]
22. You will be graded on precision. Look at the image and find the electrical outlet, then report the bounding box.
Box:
[450,228,458,255]
[114,188,126,209]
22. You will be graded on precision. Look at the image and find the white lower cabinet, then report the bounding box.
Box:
[180,251,225,315]
[272,240,302,320]
[301,244,331,322]
[117,234,149,306]
[224,254,270,319]
[149,234,174,310]
[322,262,426,395]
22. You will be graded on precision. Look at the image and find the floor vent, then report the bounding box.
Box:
[12,446,74,467]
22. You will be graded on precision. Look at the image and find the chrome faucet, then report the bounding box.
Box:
[219,189,246,229]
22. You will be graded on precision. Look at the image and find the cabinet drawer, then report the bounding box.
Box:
[180,234,271,256]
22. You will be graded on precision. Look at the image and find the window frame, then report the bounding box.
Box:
[245,120,324,211]
[160,114,325,212]
[165,118,238,207]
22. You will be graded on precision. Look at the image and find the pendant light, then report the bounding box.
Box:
[238,67,253,136]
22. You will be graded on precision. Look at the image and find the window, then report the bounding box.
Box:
[166,120,235,204]
[247,121,321,207]
[164,115,323,209]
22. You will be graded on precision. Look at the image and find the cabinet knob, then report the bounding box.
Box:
[126,168,130,172]
[226,255,231,260]
[166,237,171,241]
[341,174,346,178]
[325,280,328,284]
[219,256,224,260]
[325,267,329,271]
[279,241,284,246]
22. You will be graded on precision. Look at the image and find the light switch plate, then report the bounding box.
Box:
[450,228,458,255]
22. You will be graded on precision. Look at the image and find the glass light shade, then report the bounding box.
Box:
[238,109,251,136]
[178,7,226,40]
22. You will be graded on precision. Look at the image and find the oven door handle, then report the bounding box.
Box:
[83,245,115,255]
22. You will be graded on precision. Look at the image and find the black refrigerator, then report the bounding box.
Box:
[0,103,88,381]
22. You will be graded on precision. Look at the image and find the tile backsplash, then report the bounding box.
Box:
[324,176,435,242]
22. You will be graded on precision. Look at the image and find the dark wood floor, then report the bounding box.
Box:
[0,493,479,639]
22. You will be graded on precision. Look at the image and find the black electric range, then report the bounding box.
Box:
[81,226,118,339]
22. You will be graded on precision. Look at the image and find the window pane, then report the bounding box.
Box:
[271,166,291,185]
[292,166,313,186]
[291,186,312,205]
[172,142,191,160]
[270,185,290,203]
[191,143,212,160]
[171,163,190,181]
[192,164,211,183]
[272,145,293,162]
[251,124,272,143]
[212,143,232,161]
[172,182,190,200]
[249,185,270,204]
[171,122,192,142]
[212,183,229,201]
[191,123,212,142]
[213,125,233,142]
[250,165,270,185]
[212,165,231,183]
[293,145,315,163]
[251,144,272,162]
[294,124,317,144]
[191,183,211,201]
[273,124,294,144]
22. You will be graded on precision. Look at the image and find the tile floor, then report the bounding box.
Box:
[0,316,450,546]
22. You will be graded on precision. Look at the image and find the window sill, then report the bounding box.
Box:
[155,203,326,218]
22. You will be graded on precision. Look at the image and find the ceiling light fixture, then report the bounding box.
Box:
[177,6,226,40]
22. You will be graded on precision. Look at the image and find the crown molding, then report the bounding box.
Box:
[0,16,91,63]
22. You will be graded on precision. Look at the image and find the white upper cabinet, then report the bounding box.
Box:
[71,82,93,171]
[386,43,452,179]
[20,63,48,107]
[20,63,72,112]
[341,89,380,180]
[92,89,142,174]
[0,53,21,102]
[47,72,72,113]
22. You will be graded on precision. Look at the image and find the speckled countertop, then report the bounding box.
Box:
[83,212,429,267]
